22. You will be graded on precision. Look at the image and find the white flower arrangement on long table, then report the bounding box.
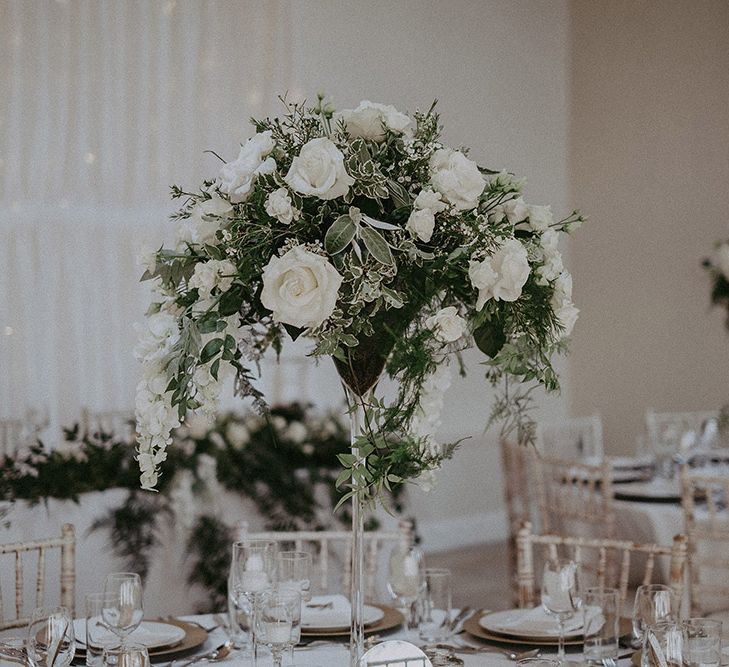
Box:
[135,95,582,662]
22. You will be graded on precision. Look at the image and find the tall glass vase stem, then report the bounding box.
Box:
[345,385,368,667]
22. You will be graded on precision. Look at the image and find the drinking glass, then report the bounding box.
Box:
[632,584,678,649]
[256,590,301,667]
[518,660,560,667]
[231,540,276,661]
[387,539,424,639]
[0,637,32,666]
[102,643,150,667]
[582,587,619,665]
[418,568,452,643]
[642,621,683,667]
[276,551,312,602]
[85,593,116,667]
[682,618,722,667]
[26,606,76,667]
[540,559,581,664]
[102,573,144,649]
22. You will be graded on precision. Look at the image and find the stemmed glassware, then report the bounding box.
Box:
[231,540,276,663]
[276,551,312,602]
[26,606,76,667]
[541,559,581,665]
[387,533,424,639]
[256,590,301,667]
[632,584,678,664]
[102,573,144,650]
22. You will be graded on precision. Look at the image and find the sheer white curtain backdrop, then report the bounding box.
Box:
[0,0,342,440]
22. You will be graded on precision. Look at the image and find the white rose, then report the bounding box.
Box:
[429,148,486,211]
[286,421,307,444]
[189,259,237,299]
[413,187,447,213]
[336,100,411,141]
[717,244,729,281]
[490,196,529,224]
[537,229,564,285]
[551,271,579,337]
[180,192,235,246]
[265,187,300,225]
[226,421,250,450]
[406,208,435,243]
[426,306,466,343]
[218,131,276,203]
[284,137,354,200]
[260,245,343,328]
[527,204,553,231]
[138,244,158,274]
[468,239,530,309]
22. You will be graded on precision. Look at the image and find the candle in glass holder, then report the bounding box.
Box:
[238,570,269,592]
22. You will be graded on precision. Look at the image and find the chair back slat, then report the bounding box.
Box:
[536,415,604,460]
[516,522,687,611]
[0,524,76,630]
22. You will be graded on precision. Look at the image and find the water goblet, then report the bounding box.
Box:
[276,551,312,602]
[26,606,76,667]
[540,559,581,665]
[387,539,424,639]
[102,573,144,650]
[418,568,452,643]
[631,584,678,651]
[256,590,301,667]
[643,620,683,667]
[682,618,722,667]
[102,643,150,667]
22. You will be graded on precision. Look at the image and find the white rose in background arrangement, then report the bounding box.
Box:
[260,245,343,328]
[413,187,448,213]
[336,100,411,141]
[489,196,529,224]
[551,271,579,337]
[537,229,564,285]
[265,188,300,225]
[406,208,435,242]
[286,421,308,444]
[527,204,553,232]
[218,131,276,203]
[429,148,486,211]
[179,192,235,246]
[469,238,531,309]
[226,421,251,450]
[285,137,354,200]
[189,259,236,300]
[717,243,729,281]
[426,306,467,343]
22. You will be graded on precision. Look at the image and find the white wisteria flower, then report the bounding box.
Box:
[406,208,435,242]
[426,306,466,343]
[551,271,579,338]
[429,148,486,211]
[189,259,237,300]
[717,243,729,281]
[218,131,276,203]
[336,100,411,141]
[469,238,531,309]
[527,204,554,232]
[260,245,343,328]
[413,187,447,214]
[285,137,354,200]
[265,187,300,225]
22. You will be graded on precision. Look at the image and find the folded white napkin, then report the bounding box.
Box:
[301,595,383,628]
[490,605,603,637]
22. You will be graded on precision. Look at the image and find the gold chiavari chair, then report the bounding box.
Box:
[680,466,729,616]
[516,522,687,612]
[0,524,76,630]
[247,526,407,602]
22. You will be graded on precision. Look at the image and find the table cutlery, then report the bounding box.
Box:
[447,607,472,633]
[429,643,540,660]
[305,601,334,610]
[169,640,233,667]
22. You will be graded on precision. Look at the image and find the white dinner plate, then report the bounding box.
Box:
[479,607,594,640]
[73,620,186,649]
[301,596,384,630]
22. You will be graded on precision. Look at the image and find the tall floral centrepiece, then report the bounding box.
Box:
[135,95,583,663]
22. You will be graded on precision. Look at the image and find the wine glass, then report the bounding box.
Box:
[276,551,312,602]
[102,573,144,649]
[231,540,276,660]
[632,584,678,652]
[387,539,424,639]
[26,606,76,667]
[256,590,301,667]
[541,559,581,665]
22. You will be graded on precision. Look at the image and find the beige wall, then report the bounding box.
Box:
[569,0,729,453]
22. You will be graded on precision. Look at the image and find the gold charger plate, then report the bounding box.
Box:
[300,604,403,637]
[463,612,632,647]
[74,620,207,658]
